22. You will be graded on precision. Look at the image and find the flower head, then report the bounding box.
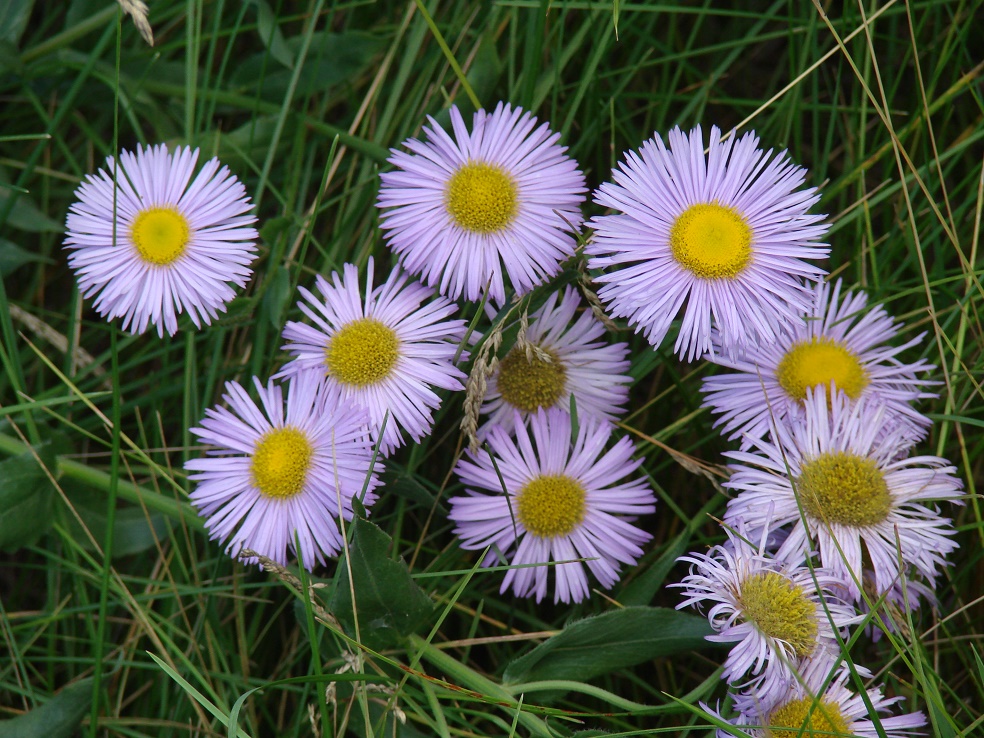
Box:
[377,102,587,304]
[719,658,926,738]
[702,278,935,448]
[675,522,861,707]
[724,390,962,603]
[64,144,258,336]
[279,259,467,456]
[480,287,631,436]
[587,125,828,361]
[186,372,381,569]
[449,408,656,603]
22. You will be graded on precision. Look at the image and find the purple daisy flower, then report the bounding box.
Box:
[480,286,631,437]
[701,278,935,449]
[675,521,862,708]
[186,372,381,569]
[449,407,656,604]
[724,389,962,603]
[587,125,829,361]
[278,258,468,456]
[716,657,926,738]
[377,102,587,304]
[64,144,258,337]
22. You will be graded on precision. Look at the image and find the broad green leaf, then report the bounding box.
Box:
[466,33,503,110]
[0,238,55,276]
[250,0,294,69]
[60,485,170,557]
[0,677,93,738]
[0,443,58,552]
[220,116,297,165]
[259,265,291,329]
[380,470,444,510]
[0,40,22,75]
[0,0,35,45]
[229,33,385,102]
[0,182,62,233]
[329,517,434,650]
[503,607,714,685]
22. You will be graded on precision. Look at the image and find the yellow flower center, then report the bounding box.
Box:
[776,337,869,402]
[325,318,400,387]
[737,572,818,658]
[496,346,567,413]
[765,697,851,738]
[669,202,752,279]
[797,452,891,527]
[250,426,314,499]
[517,474,587,538]
[130,207,191,266]
[446,161,518,233]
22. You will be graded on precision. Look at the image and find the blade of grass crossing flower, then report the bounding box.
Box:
[294,537,333,736]
[88,24,124,734]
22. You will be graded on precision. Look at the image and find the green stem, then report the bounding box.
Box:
[406,634,554,738]
[0,432,204,532]
[504,680,656,712]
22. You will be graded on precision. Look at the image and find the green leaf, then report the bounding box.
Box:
[0,238,55,276]
[380,470,444,511]
[502,607,715,685]
[229,32,385,101]
[0,179,62,233]
[0,677,93,738]
[329,517,434,650]
[617,530,691,607]
[259,264,291,329]
[0,0,35,45]
[0,443,58,552]
[619,495,723,606]
[465,32,503,109]
[250,0,294,69]
[60,485,170,557]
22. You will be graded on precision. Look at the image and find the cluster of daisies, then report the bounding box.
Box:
[63,102,961,735]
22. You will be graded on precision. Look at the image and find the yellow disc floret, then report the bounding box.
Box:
[776,337,869,402]
[446,161,519,233]
[251,426,314,499]
[517,474,587,538]
[765,696,850,738]
[797,452,892,527]
[669,202,752,279]
[325,318,400,387]
[497,346,567,413]
[131,206,191,266]
[738,572,818,658]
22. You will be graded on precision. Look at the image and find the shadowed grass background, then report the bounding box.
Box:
[0,0,981,736]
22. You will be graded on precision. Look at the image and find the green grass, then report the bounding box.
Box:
[1,0,982,736]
